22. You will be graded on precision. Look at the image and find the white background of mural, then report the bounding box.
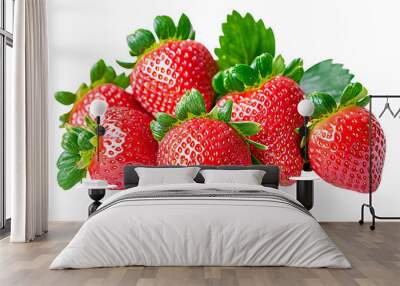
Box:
[47,0,400,221]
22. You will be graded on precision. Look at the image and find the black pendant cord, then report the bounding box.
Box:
[95,115,106,162]
[96,116,100,162]
[301,116,312,172]
[359,95,400,231]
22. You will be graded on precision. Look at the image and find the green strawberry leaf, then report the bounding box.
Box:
[251,154,262,165]
[230,122,261,137]
[287,67,304,83]
[57,167,86,190]
[59,112,70,125]
[176,13,193,40]
[66,125,84,134]
[127,29,156,56]
[90,136,98,148]
[61,132,79,153]
[224,69,245,92]
[84,116,97,133]
[283,58,304,82]
[212,71,228,95]
[150,120,169,142]
[175,89,206,120]
[339,82,368,107]
[56,151,80,170]
[308,92,337,118]
[251,53,273,78]
[76,150,94,169]
[76,83,89,101]
[55,91,76,105]
[301,59,354,100]
[231,64,258,86]
[77,130,95,150]
[217,100,233,122]
[215,11,275,70]
[154,15,176,40]
[188,30,195,40]
[113,73,130,89]
[174,91,190,120]
[90,59,107,83]
[246,138,267,150]
[340,82,361,105]
[116,60,135,69]
[57,123,97,190]
[156,112,178,127]
[104,66,117,83]
[184,89,207,116]
[272,55,285,75]
[91,78,107,88]
[356,96,370,107]
[208,105,219,120]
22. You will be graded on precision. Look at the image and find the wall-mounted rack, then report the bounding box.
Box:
[359,95,400,230]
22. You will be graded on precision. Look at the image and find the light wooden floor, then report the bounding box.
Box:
[0,222,399,286]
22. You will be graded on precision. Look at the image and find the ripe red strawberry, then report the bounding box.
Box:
[55,59,145,127]
[151,89,266,166]
[214,53,305,185]
[117,14,217,116]
[57,107,157,190]
[307,83,386,193]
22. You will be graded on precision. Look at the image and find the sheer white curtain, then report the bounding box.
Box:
[9,0,48,242]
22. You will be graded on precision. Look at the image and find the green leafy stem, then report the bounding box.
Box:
[150,88,267,151]
[57,117,98,190]
[212,52,304,96]
[117,13,195,69]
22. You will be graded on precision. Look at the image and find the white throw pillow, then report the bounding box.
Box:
[200,169,266,185]
[136,167,200,186]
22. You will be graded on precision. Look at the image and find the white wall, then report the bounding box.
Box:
[48,0,400,221]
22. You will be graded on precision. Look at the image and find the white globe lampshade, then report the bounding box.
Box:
[297,99,315,117]
[90,99,108,117]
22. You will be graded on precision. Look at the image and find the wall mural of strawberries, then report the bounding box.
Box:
[55,11,386,193]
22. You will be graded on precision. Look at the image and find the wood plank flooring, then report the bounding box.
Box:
[0,222,399,286]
